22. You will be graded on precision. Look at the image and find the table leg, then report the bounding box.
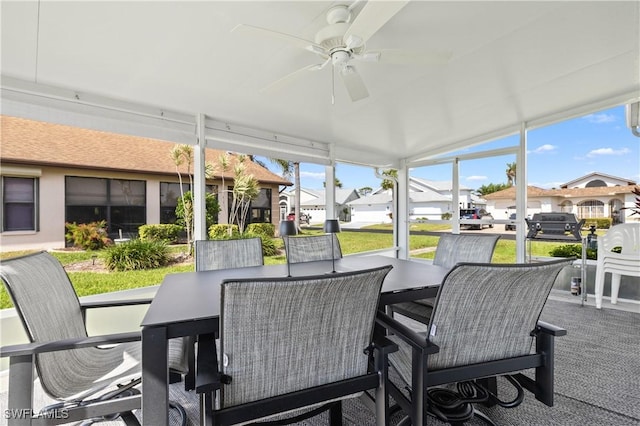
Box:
[141,326,169,426]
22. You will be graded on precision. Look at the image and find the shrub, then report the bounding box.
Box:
[582,217,611,230]
[246,223,275,239]
[208,224,240,239]
[65,221,112,250]
[244,232,278,257]
[103,239,170,271]
[176,191,220,230]
[441,212,452,220]
[139,224,182,243]
[549,244,597,260]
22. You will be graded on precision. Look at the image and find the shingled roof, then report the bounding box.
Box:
[0,115,291,186]
[483,184,638,199]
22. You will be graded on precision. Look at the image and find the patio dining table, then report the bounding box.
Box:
[140,255,449,426]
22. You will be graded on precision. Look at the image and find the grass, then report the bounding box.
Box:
[0,229,573,310]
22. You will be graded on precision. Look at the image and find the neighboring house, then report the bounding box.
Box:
[0,116,291,252]
[484,172,638,223]
[348,177,484,223]
[279,188,360,224]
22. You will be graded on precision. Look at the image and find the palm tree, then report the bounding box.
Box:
[270,159,303,230]
[506,162,517,186]
[170,145,194,244]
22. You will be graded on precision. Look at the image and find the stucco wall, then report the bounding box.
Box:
[1,165,283,252]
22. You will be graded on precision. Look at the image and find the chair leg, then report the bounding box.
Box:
[594,269,605,309]
[121,410,142,426]
[329,401,343,426]
[611,273,621,304]
[477,377,497,407]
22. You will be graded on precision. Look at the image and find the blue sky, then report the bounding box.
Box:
[262,105,639,191]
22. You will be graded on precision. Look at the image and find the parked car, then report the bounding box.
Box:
[287,212,311,224]
[505,213,517,231]
[460,208,494,230]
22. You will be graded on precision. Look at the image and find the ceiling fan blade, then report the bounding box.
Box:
[340,65,369,102]
[362,49,452,65]
[232,24,326,55]
[343,1,409,48]
[261,60,329,94]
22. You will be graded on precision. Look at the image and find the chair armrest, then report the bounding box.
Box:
[376,311,439,355]
[80,297,153,310]
[371,335,399,357]
[536,320,567,337]
[0,331,140,358]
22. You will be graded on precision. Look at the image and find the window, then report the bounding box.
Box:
[66,176,146,238]
[2,177,38,232]
[577,200,604,219]
[227,187,272,225]
[251,188,272,223]
[160,183,218,224]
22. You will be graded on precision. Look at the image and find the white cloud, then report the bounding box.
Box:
[583,113,616,124]
[466,175,487,181]
[586,147,631,157]
[300,171,325,180]
[529,144,557,154]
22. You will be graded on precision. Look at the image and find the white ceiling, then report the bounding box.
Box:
[2,1,639,168]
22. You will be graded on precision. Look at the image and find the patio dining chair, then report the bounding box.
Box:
[187,238,265,389]
[196,265,396,426]
[376,258,571,426]
[0,251,190,425]
[391,233,500,324]
[283,233,342,263]
[194,237,264,271]
[594,222,640,309]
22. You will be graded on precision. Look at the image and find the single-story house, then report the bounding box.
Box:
[484,172,638,223]
[348,177,484,223]
[0,116,291,252]
[280,188,360,224]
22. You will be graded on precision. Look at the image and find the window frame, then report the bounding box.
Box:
[1,176,39,232]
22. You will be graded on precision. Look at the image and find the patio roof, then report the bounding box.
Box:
[2,1,638,168]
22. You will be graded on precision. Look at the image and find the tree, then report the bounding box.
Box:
[170,145,194,245]
[476,183,511,196]
[381,169,398,191]
[506,162,517,186]
[269,158,302,229]
[358,186,373,196]
[176,191,221,231]
[323,177,343,188]
[381,169,397,220]
[170,144,215,245]
[228,155,259,234]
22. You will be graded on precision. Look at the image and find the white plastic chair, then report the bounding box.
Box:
[594,223,640,309]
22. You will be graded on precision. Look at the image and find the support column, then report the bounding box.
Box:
[325,164,336,220]
[397,161,409,260]
[194,113,207,241]
[452,159,460,234]
[516,123,528,263]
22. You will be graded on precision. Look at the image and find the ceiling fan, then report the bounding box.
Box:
[232,1,451,103]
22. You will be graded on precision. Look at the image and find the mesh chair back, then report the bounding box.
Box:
[219,265,392,407]
[284,234,342,263]
[195,238,264,271]
[0,252,142,399]
[433,234,500,269]
[426,259,571,371]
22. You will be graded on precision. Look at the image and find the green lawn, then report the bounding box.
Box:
[0,230,570,309]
